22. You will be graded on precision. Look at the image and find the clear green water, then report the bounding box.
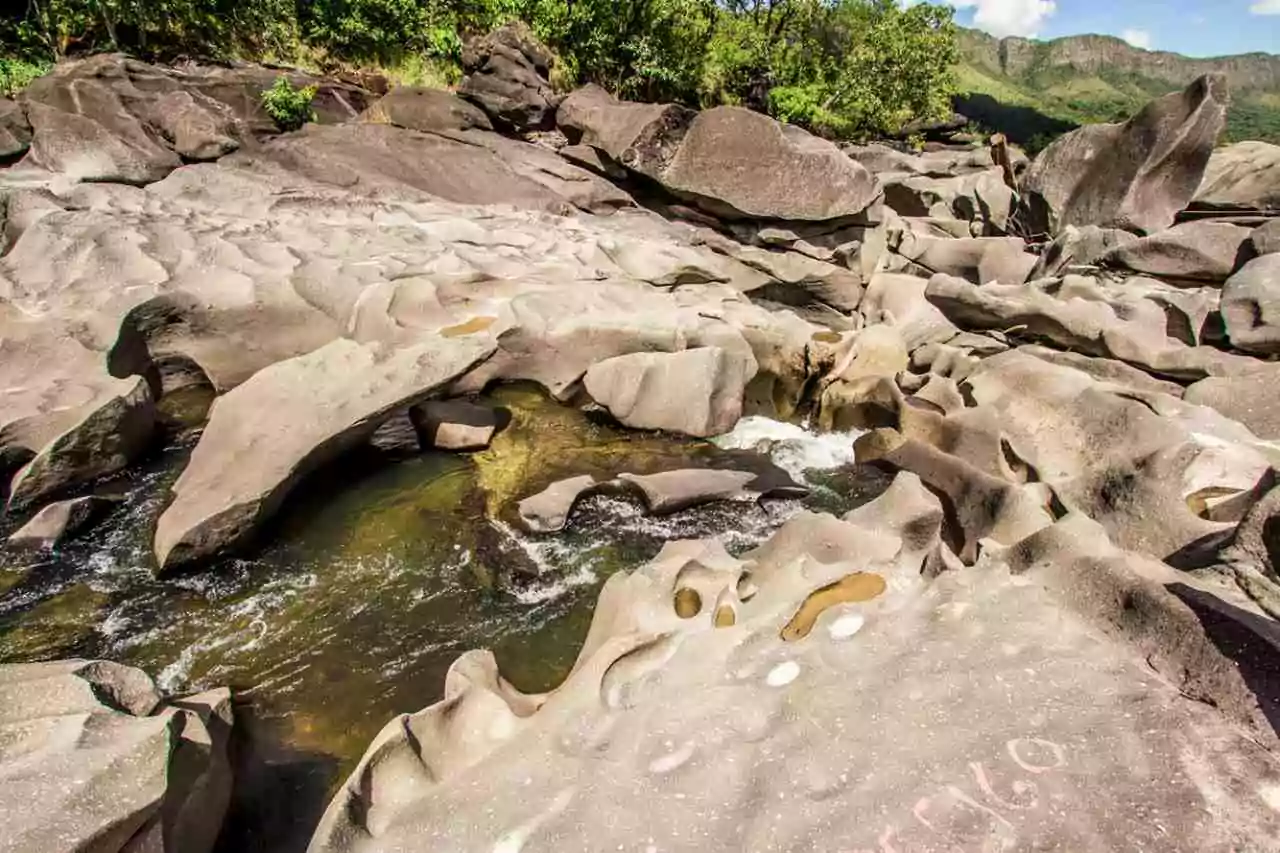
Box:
[0,384,890,851]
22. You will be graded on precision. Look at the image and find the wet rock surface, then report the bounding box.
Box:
[1,42,1280,853]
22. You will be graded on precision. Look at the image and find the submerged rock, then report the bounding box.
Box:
[7,495,116,550]
[0,659,234,853]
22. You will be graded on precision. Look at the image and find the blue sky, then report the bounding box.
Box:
[945,0,1280,57]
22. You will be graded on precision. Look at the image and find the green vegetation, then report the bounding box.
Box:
[0,56,51,97]
[0,0,960,140]
[260,75,317,130]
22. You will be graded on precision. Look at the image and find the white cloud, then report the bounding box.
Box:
[1121,28,1153,49]
[1250,0,1280,14]
[951,0,1058,38]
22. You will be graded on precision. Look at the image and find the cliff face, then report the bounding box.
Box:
[955,28,1280,148]
[960,29,1280,92]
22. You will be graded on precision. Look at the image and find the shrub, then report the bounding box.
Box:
[260,76,317,131]
[0,57,51,97]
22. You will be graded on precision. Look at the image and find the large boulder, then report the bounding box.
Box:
[881,167,1015,234]
[458,21,560,133]
[1020,74,1229,236]
[1186,368,1280,440]
[0,660,234,853]
[0,97,31,160]
[583,346,756,437]
[558,85,880,221]
[308,474,1280,853]
[1193,140,1280,214]
[1222,253,1280,354]
[362,86,493,133]
[1098,220,1253,283]
[153,336,494,569]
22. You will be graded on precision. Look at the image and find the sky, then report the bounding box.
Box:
[939,0,1280,57]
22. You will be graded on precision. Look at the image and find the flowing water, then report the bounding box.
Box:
[0,385,888,850]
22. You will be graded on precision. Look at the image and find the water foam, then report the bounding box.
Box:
[712,416,863,483]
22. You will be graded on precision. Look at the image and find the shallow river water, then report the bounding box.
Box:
[0,385,888,850]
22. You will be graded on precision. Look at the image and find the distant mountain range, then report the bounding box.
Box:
[954,28,1280,150]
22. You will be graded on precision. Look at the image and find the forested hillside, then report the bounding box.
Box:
[955,28,1280,151]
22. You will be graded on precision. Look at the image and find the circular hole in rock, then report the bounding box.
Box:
[673,587,703,619]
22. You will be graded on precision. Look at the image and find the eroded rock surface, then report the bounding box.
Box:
[1020,74,1228,235]
[310,474,1280,853]
[0,659,234,853]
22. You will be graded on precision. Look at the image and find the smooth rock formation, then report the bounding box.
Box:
[409,400,510,451]
[558,85,880,221]
[153,336,494,568]
[0,97,32,160]
[1098,220,1253,283]
[7,495,115,550]
[1252,218,1280,256]
[1222,253,1280,354]
[309,473,1280,853]
[362,86,493,133]
[458,21,559,133]
[0,660,234,853]
[584,346,755,438]
[1185,369,1280,440]
[1194,140,1280,213]
[1020,74,1229,236]
[516,475,600,533]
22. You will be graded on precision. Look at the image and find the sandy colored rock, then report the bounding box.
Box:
[584,346,755,438]
[1021,74,1228,236]
[0,98,31,160]
[362,87,493,133]
[0,659,233,853]
[309,473,1280,853]
[1194,140,1280,213]
[1185,369,1280,440]
[1251,218,1280,256]
[1222,253,1280,354]
[409,400,510,451]
[153,336,494,568]
[7,495,115,550]
[1098,220,1253,283]
[558,86,879,221]
[617,468,803,514]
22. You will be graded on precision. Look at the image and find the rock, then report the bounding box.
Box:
[891,230,1037,284]
[1020,74,1229,236]
[1193,140,1280,213]
[0,659,233,853]
[1222,253,1280,354]
[0,97,31,160]
[22,100,181,184]
[695,229,865,312]
[409,400,510,451]
[1098,221,1253,283]
[924,273,1263,381]
[859,272,957,350]
[516,475,600,533]
[153,336,494,569]
[1029,224,1140,278]
[362,86,493,133]
[309,473,1280,853]
[1185,369,1280,440]
[458,21,559,133]
[1223,475,1280,581]
[584,346,755,438]
[618,468,803,514]
[881,167,1014,233]
[1017,345,1185,397]
[558,86,880,221]
[7,496,115,550]
[1251,218,1280,255]
[244,122,633,213]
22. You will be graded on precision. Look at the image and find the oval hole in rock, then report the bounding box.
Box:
[736,572,758,602]
[713,605,736,627]
[781,572,887,642]
[673,587,703,619]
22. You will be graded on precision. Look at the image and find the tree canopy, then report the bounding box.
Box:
[3,0,959,139]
